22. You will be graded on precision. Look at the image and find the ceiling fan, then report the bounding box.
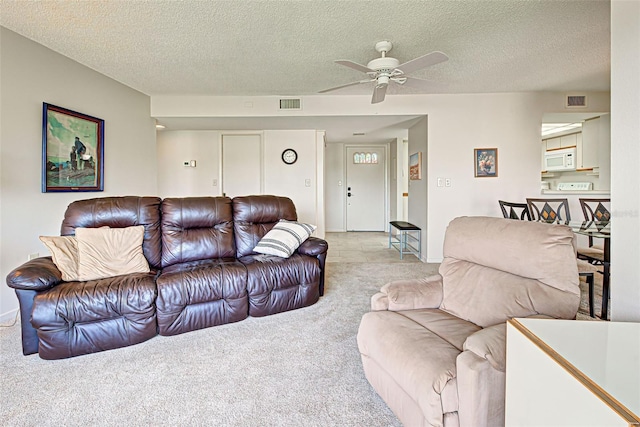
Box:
[319,41,448,104]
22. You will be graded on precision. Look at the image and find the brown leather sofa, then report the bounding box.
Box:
[6,195,327,359]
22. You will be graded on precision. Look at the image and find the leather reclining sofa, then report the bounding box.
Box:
[7,195,328,359]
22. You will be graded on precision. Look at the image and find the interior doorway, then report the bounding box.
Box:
[221,133,262,197]
[345,145,386,231]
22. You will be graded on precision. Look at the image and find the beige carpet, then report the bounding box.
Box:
[0,260,602,426]
[0,262,438,427]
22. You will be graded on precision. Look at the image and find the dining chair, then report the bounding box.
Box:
[576,198,610,265]
[577,264,597,318]
[525,199,598,318]
[526,198,571,223]
[498,200,531,220]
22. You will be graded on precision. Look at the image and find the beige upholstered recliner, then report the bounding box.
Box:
[357,216,581,427]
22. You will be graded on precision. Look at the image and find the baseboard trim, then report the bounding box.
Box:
[0,308,19,326]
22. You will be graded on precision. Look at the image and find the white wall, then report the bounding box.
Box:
[263,129,319,227]
[0,28,157,320]
[325,143,345,232]
[597,114,611,195]
[3,11,636,320]
[408,117,428,261]
[610,0,640,322]
[153,92,610,262]
[389,138,398,223]
[157,130,221,197]
[156,129,322,229]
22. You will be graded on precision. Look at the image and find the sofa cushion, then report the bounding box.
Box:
[156,258,248,336]
[60,196,163,269]
[357,308,480,426]
[442,216,579,294]
[253,220,316,258]
[439,216,581,327]
[161,197,236,268]
[39,235,79,282]
[31,272,157,359]
[240,253,320,316]
[232,195,298,257]
[75,226,150,281]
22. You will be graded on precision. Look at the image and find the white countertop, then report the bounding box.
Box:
[514,318,640,419]
[541,190,611,196]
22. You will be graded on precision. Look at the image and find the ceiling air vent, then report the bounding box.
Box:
[279,98,302,110]
[566,95,587,108]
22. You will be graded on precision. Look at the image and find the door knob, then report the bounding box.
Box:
[347,192,352,197]
[347,187,351,191]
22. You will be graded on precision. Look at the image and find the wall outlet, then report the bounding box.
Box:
[305,179,311,187]
[437,177,443,187]
[212,178,218,186]
[445,178,451,187]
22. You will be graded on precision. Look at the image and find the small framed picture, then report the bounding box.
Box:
[409,152,422,180]
[474,148,498,177]
[42,103,104,192]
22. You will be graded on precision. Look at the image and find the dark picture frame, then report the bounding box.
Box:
[42,103,104,192]
[474,148,498,178]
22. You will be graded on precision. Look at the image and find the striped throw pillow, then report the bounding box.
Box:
[253,220,316,258]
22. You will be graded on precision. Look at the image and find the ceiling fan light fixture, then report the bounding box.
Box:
[377,75,390,86]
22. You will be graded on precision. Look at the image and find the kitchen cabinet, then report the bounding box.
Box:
[578,117,600,169]
[545,137,562,150]
[543,133,579,151]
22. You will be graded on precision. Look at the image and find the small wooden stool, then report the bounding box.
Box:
[389,221,421,260]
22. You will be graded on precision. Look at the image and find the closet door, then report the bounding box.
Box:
[221,134,262,197]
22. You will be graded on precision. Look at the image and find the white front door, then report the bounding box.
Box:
[346,145,386,231]
[222,134,262,197]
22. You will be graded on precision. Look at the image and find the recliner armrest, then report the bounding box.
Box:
[462,314,556,372]
[6,257,63,291]
[462,323,507,372]
[297,237,328,257]
[371,274,444,311]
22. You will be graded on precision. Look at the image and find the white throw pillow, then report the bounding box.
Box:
[253,220,316,258]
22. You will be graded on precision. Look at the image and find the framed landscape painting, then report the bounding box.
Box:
[42,103,104,192]
[474,148,498,177]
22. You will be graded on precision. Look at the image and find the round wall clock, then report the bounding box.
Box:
[281,148,298,165]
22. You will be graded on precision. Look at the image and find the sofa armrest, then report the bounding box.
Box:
[6,257,63,291]
[371,274,444,311]
[297,237,328,257]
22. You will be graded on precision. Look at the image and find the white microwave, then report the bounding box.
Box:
[544,147,576,172]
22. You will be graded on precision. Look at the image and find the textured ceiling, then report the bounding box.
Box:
[0,0,611,140]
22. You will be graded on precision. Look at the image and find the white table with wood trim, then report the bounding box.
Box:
[505,318,640,426]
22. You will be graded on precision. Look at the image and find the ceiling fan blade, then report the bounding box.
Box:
[400,76,436,89]
[371,84,388,104]
[335,60,374,74]
[396,51,449,75]
[319,79,373,93]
